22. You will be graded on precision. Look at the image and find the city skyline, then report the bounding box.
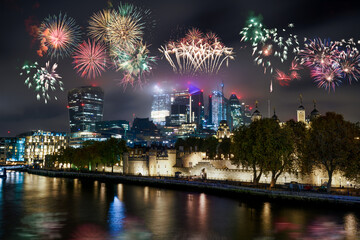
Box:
[1,0,360,136]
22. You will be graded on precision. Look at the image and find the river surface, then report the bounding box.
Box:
[0,172,359,240]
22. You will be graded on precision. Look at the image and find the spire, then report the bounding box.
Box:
[298,94,305,110]
[272,107,279,122]
[313,99,317,109]
[255,100,258,109]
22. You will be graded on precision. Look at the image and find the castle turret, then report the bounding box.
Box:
[271,108,280,123]
[297,95,305,123]
[310,100,320,121]
[251,101,262,122]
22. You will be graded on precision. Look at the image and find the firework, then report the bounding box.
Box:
[311,66,342,92]
[239,15,267,44]
[39,13,82,59]
[251,25,300,74]
[88,9,114,42]
[73,39,109,79]
[159,28,234,75]
[111,42,155,88]
[298,38,338,69]
[274,70,292,86]
[20,61,64,103]
[106,3,146,47]
[274,59,302,86]
[297,38,360,91]
[336,48,360,84]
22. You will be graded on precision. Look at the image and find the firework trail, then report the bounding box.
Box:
[20,61,64,103]
[73,39,109,79]
[111,42,156,88]
[159,28,234,75]
[39,13,82,59]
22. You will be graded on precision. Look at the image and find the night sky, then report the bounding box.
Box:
[1,0,360,136]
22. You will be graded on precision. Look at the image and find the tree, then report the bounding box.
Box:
[338,122,360,184]
[202,137,218,159]
[262,121,296,188]
[232,121,265,184]
[285,120,308,174]
[305,112,359,192]
[100,138,127,173]
[218,137,231,158]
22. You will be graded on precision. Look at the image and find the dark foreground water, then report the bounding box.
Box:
[0,172,359,240]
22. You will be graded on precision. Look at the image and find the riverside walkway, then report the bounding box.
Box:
[27,169,360,206]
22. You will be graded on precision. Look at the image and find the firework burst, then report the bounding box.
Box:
[39,13,82,59]
[311,65,342,92]
[251,25,300,74]
[106,3,146,48]
[73,39,109,79]
[111,42,156,88]
[20,61,64,103]
[88,9,114,43]
[160,28,234,75]
[298,38,338,69]
[336,48,360,84]
[297,38,360,91]
[274,59,303,86]
[239,15,267,44]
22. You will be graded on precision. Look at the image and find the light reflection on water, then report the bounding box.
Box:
[0,173,358,239]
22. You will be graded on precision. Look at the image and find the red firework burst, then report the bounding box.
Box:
[73,39,109,79]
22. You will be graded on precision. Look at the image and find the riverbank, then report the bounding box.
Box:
[27,169,360,208]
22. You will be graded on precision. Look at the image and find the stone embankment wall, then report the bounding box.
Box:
[27,169,360,207]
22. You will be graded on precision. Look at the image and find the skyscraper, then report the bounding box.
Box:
[210,90,225,129]
[68,86,104,132]
[167,89,189,126]
[151,87,171,126]
[229,94,244,130]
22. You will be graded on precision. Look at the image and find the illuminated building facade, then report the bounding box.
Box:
[0,138,5,164]
[95,120,130,138]
[2,137,25,163]
[216,120,231,139]
[70,131,108,148]
[229,94,244,130]
[243,105,252,126]
[19,130,69,166]
[167,89,190,126]
[210,90,226,129]
[151,90,171,126]
[68,86,104,133]
[189,88,205,128]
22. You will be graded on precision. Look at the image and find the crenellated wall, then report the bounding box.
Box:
[124,150,354,186]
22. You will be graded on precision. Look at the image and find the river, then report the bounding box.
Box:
[0,172,359,239]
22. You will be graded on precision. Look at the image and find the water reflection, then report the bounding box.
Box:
[0,173,358,239]
[108,196,125,236]
[17,212,66,239]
